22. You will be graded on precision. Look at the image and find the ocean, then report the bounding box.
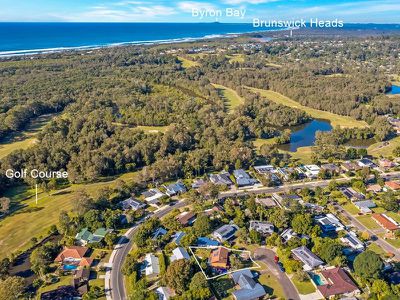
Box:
[0,22,272,57]
[0,23,399,57]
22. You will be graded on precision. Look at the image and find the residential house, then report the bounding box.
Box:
[321,163,340,174]
[120,197,145,211]
[372,214,399,233]
[280,228,297,243]
[212,224,238,242]
[340,187,365,201]
[209,171,233,186]
[341,161,362,173]
[366,184,382,193]
[233,169,258,187]
[170,247,190,262]
[253,165,275,174]
[255,197,278,208]
[152,227,168,240]
[196,237,220,247]
[315,214,345,233]
[156,287,175,300]
[340,231,364,251]
[384,181,400,191]
[249,221,274,235]
[292,246,324,271]
[209,246,229,269]
[144,253,160,278]
[378,158,396,170]
[317,267,360,298]
[357,158,376,168]
[75,228,111,246]
[302,164,321,178]
[72,268,90,294]
[272,193,302,209]
[353,200,376,214]
[192,178,207,189]
[277,167,303,181]
[165,181,187,197]
[173,231,186,246]
[176,211,196,226]
[231,269,266,300]
[55,246,89,264]
[204,205,223,218]
[142,188,165,207]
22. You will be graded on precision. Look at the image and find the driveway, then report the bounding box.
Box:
[340,206,400,260]
[254,248,300,300]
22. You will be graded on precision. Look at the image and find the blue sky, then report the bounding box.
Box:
[0,0,399,23]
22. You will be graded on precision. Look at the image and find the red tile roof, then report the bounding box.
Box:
[372,214,399,231]
[210,247,229,267]
[79,257,94,267]
[317,267,359,297]
[385,181,400,190]
[55,246,88,262]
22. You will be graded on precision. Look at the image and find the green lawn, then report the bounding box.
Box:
[384,237,400,248]
[280,146,314,164]
[212,83,244,113]
[356,215,381,230]
[368,136,400,157]
[385,211,400,223]
[342,203,360,215]
[257,262,285,299]
[367,243,386,257]
[291,277,316,295]
[38,275,71,295]
[177,56,199,68]
[0,114,56,159]
[253,138,276,149]
[247,87,368,128]
[0,172,139,258]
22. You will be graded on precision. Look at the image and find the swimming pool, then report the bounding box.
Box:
[63,264,78,271]
[311,274,324,286]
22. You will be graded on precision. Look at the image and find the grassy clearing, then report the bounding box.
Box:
[342,203,360,215]
[212,83,244,113]
[38,275,71,295]
[385,211,400,223]
[367,136,400,157]
[367,243,386,256]
[0,172,139,258]
[247,87,368,128]
[257,261,285,299]
[0,114,56,159]
[265,61,282,68]
[280,146,313,164]
[356,215,381,230]
[291,277,316,295]
[135,125,170,133]
[177,56,199,68]
[253,138,277,149]
[385,237,400,248]
[226,54,245,63]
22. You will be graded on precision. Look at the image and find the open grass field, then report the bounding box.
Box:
[291,277,316,295]
[280,146,313,164]
[177,56,200,68]
[0,114,56,159]
[356,215,381,230]
[212,83,244,113]
[252,138,276,149]
[0,172,139,258]
[367,136,400,157]
[247,87,368,128]
[226,54,245,63]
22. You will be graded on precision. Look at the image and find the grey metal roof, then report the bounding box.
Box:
[291,246,324,268]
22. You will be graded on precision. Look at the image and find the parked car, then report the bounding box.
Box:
[277,262,285,272]
[274,256,279,263]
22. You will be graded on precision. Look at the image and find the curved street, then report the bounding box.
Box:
[106,200,187,300]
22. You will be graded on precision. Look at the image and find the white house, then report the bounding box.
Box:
[142,188,165,207]
[170,247,190,262]
[144,253,160,278]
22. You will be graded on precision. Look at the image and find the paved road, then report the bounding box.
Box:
[107,200,187,300]
[340,206,400,260]
[254,248,300,300]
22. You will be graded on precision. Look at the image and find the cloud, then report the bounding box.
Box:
[221,0,278,4]
[177,1,218,12]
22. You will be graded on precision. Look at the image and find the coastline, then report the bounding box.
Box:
[0,27,284,58]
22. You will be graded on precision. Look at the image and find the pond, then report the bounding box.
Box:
[388,85,400,95]
[278,119,332,152]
